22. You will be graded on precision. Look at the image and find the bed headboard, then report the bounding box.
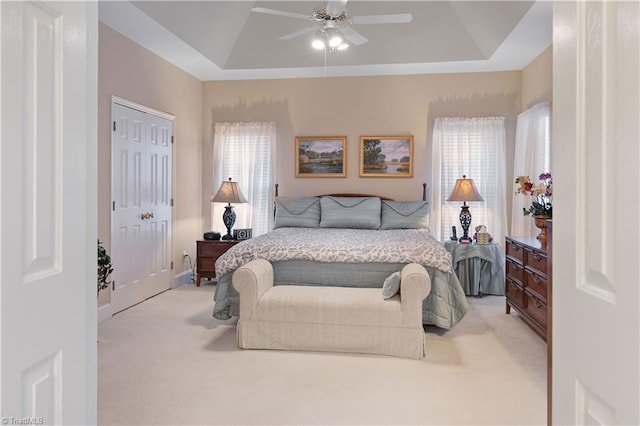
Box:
[274,183,427,202]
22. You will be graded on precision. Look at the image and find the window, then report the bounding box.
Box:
[431,117,508,249]
[511,103,551,236]
[212,122,276,237]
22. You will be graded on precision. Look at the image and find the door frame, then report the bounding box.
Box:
[101,96,175,321]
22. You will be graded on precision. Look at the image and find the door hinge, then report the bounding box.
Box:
[113,121,116,132]
[170,198,174,207]
[171,136,174,144]
[112,281,115,291]
[171,261,174,270]
[112,201,115,211]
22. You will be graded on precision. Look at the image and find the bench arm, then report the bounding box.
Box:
[232,259,274,320]
[400,263,431,326]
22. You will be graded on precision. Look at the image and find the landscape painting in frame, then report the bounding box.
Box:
[295,136,347,178]
[360,135,414,177]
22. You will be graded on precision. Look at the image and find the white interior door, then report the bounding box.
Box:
[0,1,97,423]
[111,102,173,313]
[553,1,639,424]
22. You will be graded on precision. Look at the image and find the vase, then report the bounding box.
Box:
[533,215,548,242]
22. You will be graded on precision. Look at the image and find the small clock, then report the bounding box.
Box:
[233,228,252,240]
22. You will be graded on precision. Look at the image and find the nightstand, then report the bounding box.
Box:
[444,241,505,296]
[196,240,240,286]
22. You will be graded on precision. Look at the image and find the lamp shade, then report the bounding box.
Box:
[447,175,484,202]
[211,178,248,204]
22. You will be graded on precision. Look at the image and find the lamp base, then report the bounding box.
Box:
[222,204,236,241]
[459,204,472,245]
[459,236,473,244]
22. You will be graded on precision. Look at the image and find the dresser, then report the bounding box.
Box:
[504,234,551,340]
[196,240,240,287]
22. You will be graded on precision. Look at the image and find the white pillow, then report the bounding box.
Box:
[382,272,401,299]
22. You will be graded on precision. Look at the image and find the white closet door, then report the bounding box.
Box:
[146,113,173,297]
[0,1,97,422]
[111,102,172,313]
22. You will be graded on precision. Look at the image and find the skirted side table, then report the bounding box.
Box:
[444,241,505,296]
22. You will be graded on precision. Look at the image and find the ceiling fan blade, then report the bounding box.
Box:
[326,0,348,16]
[251,7,310,20]
[352,13,413,25]
[341,26,368,45]
[278,27,315,41]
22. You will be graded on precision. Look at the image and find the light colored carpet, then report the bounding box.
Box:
[98,283,546,425]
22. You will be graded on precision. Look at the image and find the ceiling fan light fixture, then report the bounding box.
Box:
[311,30,326,49]
[311,38,325,50]
[326,28,343,48]
[336,42,349,51]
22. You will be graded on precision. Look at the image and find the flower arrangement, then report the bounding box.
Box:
[515,172,552,217]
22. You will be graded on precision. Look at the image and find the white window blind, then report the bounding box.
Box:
[431,117,508,249]
[212,122,276,237]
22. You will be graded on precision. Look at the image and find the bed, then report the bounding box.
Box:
[212,187,468,329]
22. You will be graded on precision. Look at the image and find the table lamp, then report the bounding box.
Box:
[447,175,483,244]
[211,177,248,240]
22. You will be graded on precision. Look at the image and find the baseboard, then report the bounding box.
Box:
[98,303,112,323]
[173,269,195,288]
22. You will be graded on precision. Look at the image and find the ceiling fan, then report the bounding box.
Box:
[251,0,413,51]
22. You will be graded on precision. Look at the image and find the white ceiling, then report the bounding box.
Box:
[98,1,553,81]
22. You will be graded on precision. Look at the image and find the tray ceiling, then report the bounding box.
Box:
[99,1,552,81]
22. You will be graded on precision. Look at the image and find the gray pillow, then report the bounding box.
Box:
[319,196,381,229]
[381,200,429,229]
[382,272,401,299]
[273,197,320,229]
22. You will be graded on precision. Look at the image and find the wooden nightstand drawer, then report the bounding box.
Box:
[525,248,548,275]
[198,258,217,272]
[524,267,547,301]
[196,240,240,286]
[506,240,525,262]
[199,242,236,257]
[506,257,524,283]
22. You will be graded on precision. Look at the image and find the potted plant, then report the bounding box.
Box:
[98,239,113,296]
[515,172,552,240]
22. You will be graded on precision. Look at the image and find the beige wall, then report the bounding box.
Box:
[202,72,522,232]
[522,46,553,111]
[98,24,203,306]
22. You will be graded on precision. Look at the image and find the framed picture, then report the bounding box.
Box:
[295,136,347,178]
[359,135,414,177]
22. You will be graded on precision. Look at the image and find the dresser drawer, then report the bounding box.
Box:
[506,276,524,309]
[506,239,525,262]
[525,247,548,275]
[506,257,524,283]
[524,267,547,301]
[524,288,547,326]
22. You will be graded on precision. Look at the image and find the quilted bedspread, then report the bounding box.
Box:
[216,228,453,276]
[212,227,469,328]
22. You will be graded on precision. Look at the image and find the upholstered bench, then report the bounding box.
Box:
[231,259,431,359]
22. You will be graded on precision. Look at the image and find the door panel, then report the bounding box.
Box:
[553,1,639,424]
[1,1,97,422]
